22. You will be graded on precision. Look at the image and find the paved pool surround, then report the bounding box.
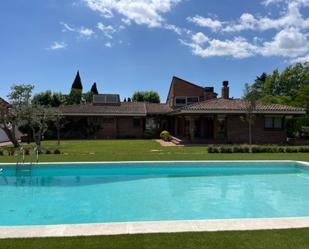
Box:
[0,160,309,238]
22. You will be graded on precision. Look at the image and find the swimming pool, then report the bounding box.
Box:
[0,161,309,226]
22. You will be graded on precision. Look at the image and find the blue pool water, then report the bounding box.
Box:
[0,161,309,226]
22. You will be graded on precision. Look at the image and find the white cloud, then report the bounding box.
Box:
[97,22,117,39]
[260,28,309,57]
[290,53,309,63]
[61,22,95,38]
[83,0,181,27]
[164,24,183,35]
[105,42,112,47]
[191,32,208,44]
[49,41,67,50]
[187,15,223,31]
[181,28,309,59]
[189,1,309,33]
[181,33,256,59]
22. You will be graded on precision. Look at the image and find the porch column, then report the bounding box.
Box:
[188,117,195,140]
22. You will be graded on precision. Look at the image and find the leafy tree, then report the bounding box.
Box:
[132,91,160,103]
[90,82,99,95]
[68,88,82,105]
[83,92,93,103]
[0,85,34,148]
[32,91,66,107]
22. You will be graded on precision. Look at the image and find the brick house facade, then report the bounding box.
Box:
[60,76,305,144]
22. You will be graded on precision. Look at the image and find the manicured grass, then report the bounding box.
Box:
[0,139,308,163]
[2,229,309,249]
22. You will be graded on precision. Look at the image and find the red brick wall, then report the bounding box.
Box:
[167,78,216,107]
[116,117,144,138]
[226,114,286,144]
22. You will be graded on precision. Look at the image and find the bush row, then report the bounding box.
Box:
[208,145,309,153]
[0,148,61,156]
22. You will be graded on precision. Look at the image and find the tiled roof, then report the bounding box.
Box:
[176,98,305,114]
[0,98,9,109]
[146,103,172,114]
[60,102,147,116]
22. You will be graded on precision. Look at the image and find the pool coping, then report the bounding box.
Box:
[1,160,309,238]
[2,217,309,238]
[0,160,308,165]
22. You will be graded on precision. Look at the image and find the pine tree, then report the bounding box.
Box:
[68,71,83,104]
[90,82,99,95]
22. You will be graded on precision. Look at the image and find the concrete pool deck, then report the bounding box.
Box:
[1,160,309,238]
[2,217,309,238]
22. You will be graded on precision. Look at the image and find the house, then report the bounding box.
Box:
[60,76,306,144]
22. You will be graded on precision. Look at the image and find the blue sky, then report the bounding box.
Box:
[0,0,308,102]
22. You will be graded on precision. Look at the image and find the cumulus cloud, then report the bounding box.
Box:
[290,53,309,63]
[48,41,67,50]
[260,28,309,57]
[181,28,309,59]
[83,0,181,27]
[187,15,223,31]
[181,34,256,59]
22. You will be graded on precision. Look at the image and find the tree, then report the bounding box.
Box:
[71,71,83,90]
[90,82,99,95]
[68,71,83,105]
[0,85,34,148]
[132,91,160,103]
[52,109,65,147]
[242,83,259,146]
[32,91,66,107]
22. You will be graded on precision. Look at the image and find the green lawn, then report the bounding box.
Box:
[0,139,308,162]
[2,229,309,249]
[1,139,309,248]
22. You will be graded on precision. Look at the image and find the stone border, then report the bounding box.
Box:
[0,160,308,165]
[2,217,309,238]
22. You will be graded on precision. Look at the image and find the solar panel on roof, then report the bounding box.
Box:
[93,94,120,105]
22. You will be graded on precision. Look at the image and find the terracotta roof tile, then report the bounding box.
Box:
[177,98,305,113]
[146,103,172,114]
[60,102,147,116]
[0,98,9,109]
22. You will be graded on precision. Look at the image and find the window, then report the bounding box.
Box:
[133,118,141,127]
[175,96,199,106]
[175,97,186,106]
[264,116,283,130]
[187,97,199,104]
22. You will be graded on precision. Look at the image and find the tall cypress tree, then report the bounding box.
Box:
[90,82,99,95]
[71,71,83,90]
[68,71,83,104]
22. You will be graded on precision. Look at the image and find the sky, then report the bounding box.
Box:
[0,0,308,102]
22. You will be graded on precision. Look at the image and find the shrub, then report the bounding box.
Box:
[220,146,233,153]
[0,150,3,156]
[24,148,30,155]
[46,150,51,155]
[299,147,309,153]
[286,147,299,153]
[160,130,172,142]
[278,147,285,153]
[54,149,61,154]
[233,146,250,153]
[7,148,16,156]
[143,130,155,139]
[208,146,219,153]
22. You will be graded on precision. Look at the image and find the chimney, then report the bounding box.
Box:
[221,81,229,99]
